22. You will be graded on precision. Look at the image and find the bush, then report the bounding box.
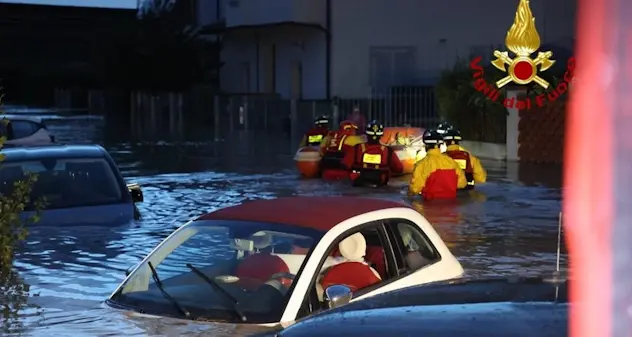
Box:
[0,99,45,271]
[435,57,567,144]
[0,96,44,333]
[435,59,507,143]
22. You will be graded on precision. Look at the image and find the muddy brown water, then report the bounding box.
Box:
[1,112,565,336]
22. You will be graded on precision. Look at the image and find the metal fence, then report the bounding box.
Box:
[117,85,440,143]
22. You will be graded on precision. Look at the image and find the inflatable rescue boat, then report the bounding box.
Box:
[294,126,427,178]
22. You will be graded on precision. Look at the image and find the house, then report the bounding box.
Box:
[190,0,576,101]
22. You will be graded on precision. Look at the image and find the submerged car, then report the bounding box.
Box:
[1,115,55,145]
[106,196,464,326]
[264,276,568,337]
[0,144,143,226]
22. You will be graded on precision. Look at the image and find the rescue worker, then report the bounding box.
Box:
[443,128,487,189]
[435,122,454,135]
[298,115,330,148]
[343,120,404,186]
[408,129,467,200]
[435,122,453,153]
[320,120,364,180]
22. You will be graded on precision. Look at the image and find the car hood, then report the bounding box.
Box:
[278,301,568,337]
[275,277,568,337]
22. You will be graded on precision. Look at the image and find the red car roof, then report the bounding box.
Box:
[197,196,410,231]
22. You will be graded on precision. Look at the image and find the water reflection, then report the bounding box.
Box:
[0,112,565,336]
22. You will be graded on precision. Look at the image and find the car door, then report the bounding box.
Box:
[281,210,463,323]
[359,218,463,298]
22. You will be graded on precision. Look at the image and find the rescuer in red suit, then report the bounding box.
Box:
[298,115,330,148]
[319,120,363,180]
[408,129,467,200]
[343,120,404,186]
[443,128,487,189]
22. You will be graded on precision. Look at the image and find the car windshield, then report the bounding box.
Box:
[0,157,126,210]
[109,220,322,323]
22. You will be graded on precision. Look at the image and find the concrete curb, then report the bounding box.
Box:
[461,140,507,161]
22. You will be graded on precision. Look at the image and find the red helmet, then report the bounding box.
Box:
[339,120,358,134]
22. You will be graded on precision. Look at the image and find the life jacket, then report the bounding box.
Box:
[445,149,474,188]
[351,143,392,185]
[321,132,349,170]
[305,127,328,146]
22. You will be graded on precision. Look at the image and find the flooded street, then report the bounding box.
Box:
[3,112,564,336]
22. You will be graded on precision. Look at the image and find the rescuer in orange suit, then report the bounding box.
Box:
[343,120,404,186]
[298,115,330,148]
[408,129,467,200]
[443,128,487,189]
[319,120,364,180]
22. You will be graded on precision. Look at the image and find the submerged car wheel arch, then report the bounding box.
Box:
[279,207,451,323]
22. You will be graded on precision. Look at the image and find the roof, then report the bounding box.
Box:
[197,196,410,231]
[0,144,108,162]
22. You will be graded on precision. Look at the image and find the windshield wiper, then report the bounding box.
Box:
[147,261,192,318]
[185,263,247,322]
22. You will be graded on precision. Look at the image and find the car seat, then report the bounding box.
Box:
[400,225,432,269]
[235,232,290,286]
[320,233,381,294]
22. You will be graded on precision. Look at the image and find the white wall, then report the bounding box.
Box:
[330,0,577,98]
[220,26,327,99]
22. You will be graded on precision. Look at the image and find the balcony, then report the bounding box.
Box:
[224,0,325,29]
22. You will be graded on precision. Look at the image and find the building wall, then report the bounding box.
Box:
[220,26,327,99]
[330,0,577,98]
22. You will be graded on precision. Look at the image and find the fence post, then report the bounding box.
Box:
[263,99,268,131]
[290,99,298,145]
[505,87,526,161]
[228,96,234,134]
[177,93,183,138]
[129,91,135,137]
[243,95,249,131]
[213,96,220,141]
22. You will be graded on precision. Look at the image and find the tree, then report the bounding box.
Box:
[0,95,44,333]
[98,0,223,92]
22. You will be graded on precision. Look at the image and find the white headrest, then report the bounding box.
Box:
[338,232,366,261]
[251,231,273,249]
[400,226,412,246]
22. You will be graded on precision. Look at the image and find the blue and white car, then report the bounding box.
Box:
[0,144,143,226]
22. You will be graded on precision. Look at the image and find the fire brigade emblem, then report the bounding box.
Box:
[491,0,555,89]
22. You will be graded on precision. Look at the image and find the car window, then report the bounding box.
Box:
[113,220,321,324]
[388,221,440,273]
[9,120,37,139]
[311,223,395,308]
[0,157,125,209]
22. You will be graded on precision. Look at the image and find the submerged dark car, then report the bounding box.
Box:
[259,276,568,337]
[0,144,144,226]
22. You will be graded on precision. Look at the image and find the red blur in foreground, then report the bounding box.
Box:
[566,0,614,335]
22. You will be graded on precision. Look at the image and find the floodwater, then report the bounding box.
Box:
[1,112,565,336]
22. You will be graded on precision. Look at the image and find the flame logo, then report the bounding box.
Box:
[505,0,540,56]
[490,0,555,88]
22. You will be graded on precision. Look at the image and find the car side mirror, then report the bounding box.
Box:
[324,285,352,309]
[127,183,143,203]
